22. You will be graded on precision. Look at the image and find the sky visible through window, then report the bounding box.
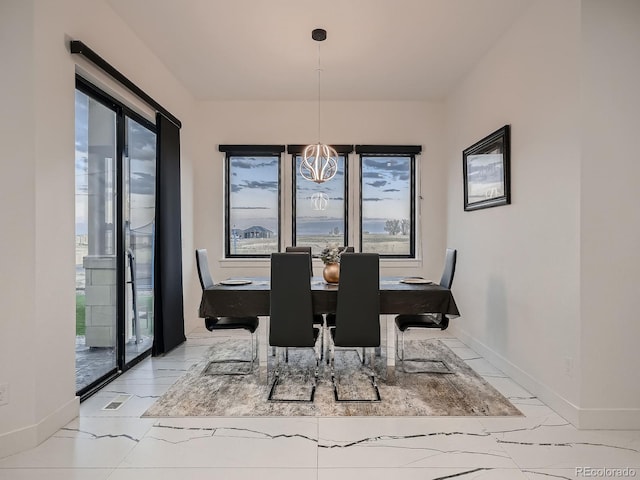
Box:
[228,156,279,255]
[226,153,414,256]
[125,117,157,233]
[361,155,412,255]
[75,90,90,236]
[75,91,156,237]
[295,155,345,252]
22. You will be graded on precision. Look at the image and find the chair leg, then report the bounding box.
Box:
[250,331,255,372]
[267,347,281,400]
[312,343,320,400]
[325,327,331,365]
[394,325,404,372]
[331,346,381,402]
[395,327,453,374]
[203,330,256,376]
[267,346,317,403]
[400,327,406,373]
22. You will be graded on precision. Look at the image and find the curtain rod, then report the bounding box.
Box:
[70,40,182,129]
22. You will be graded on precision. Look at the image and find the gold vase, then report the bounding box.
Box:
[322,262,340,284]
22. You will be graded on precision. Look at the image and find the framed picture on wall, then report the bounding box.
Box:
[463,125,511,211]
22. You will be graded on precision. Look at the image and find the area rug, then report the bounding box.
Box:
[143,339,521,417]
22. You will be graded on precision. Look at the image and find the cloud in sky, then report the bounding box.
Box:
[229,157,279,229]
[243,180,278,191]
[128,120,156,160]
[363,158,407,172]
[130,172,155,195]
[75,156,87,173]
[363,157,412,181]
[231,158,278,169]
[361,156,411,221]
[231,180,279,193]
[367,180,387,188]
[362,171,383,179]
[75,91,89,152]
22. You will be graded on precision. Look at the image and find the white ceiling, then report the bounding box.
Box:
[107,0,531,101]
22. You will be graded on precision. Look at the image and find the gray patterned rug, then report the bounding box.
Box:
[143,339,521,417]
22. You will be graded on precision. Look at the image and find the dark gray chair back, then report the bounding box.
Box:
[195,249,214,290]
[285,246,313,276]
[270,253,316,347]
[333,253,380,347]
[439,248,457,289]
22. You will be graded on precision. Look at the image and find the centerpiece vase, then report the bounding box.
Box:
[322,262,340,284]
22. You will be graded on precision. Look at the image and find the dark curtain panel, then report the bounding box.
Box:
[153,113,186,355]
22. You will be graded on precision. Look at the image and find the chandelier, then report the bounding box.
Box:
[300,28,338,184]
[311,192,329,211]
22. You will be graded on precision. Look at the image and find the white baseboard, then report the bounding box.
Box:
[578,408,640,430]
[0,396,79,458]
[449,325,640,430]
[449,324,580,425]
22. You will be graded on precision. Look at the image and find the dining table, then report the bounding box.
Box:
[198,276,460,368]
[198,276,460,319]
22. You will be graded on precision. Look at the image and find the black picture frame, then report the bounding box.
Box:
[463,125,511,211]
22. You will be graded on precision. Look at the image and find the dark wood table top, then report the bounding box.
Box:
[199,276,460,318]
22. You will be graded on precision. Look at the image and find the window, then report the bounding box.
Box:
[291,145,351,255]
[358,146,419,257]
[222,145,284,257]
[220,144,420,259]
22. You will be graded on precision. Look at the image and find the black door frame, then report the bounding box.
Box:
[75,76,155,400]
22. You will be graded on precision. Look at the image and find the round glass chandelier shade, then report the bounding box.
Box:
[300,143,338,184]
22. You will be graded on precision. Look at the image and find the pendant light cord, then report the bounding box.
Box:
[317,41,322,143]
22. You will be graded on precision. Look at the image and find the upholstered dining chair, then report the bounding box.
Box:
[285,246,325,359]
[285,245,315,275]
[195,249,259,374]
[394,248,457,374]
[268,252,321,402]
[324,245,355,362]
[328,253,381,402]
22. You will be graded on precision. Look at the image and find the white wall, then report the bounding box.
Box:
[0,0,38,451]
[579,0,640,428]
[0,0,197,456]
[445,0,583,423]
[187,100,448,332]
[446,0,640,429]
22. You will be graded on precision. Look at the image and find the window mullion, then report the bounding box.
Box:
[282,152,293,252]
[350,152,360,251]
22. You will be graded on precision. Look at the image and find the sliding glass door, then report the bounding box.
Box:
[124,117,156,363]
[74,89,118,393]
[75,78,156,397]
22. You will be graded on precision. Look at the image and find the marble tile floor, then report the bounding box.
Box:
[75,335,154,392]
[2,327,639,480]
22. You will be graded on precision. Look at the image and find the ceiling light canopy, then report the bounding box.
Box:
[300,28,338,184]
